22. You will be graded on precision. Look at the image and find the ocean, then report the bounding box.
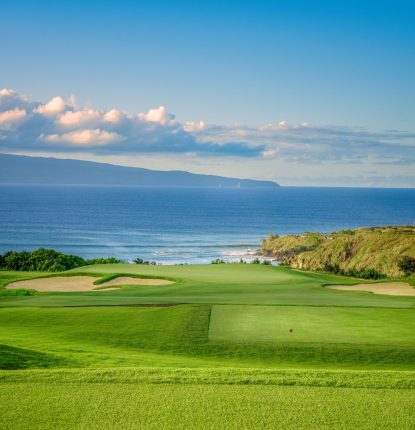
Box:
[1,185,414,264]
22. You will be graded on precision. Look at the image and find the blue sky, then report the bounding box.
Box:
[1,0,414,186]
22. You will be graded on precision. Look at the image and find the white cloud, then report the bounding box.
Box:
[34,96,67,116]
[0,88,413,168]
[0,108,26,125]
[58,109,100,127]
[184,121,206,132]
[261,148,279,159]
[42,129,124,145]
[104,109,122,123]
[138,106,174,124]
[0,89,17,97]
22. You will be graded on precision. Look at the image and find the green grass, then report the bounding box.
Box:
[1,368,415,430]
[2,380,414,429]
[2,264,414,308]
[1,264,415,428]
[209,305,415,345]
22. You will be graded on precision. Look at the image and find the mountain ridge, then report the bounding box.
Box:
[0,153,279,188]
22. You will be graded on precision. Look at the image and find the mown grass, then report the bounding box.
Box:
[1,304,415,370]
[1,264,415,308]
[209,305,415,345]
[1,264,415,428]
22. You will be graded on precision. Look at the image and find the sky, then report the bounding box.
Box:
[0,0,414,187]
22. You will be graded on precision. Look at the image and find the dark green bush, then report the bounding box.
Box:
[86,257,123,265]
[398,256,415,276]
[211,259,226,264]
[0,249,125,272]
[324,263,385,279]
[134,257,156,265]
[0,249,86,272]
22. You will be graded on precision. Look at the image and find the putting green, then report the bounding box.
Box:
[208,305,415,346]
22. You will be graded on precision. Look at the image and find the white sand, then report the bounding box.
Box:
[6,275,173,292]
[101,276,173,286]
[326,282,415,296]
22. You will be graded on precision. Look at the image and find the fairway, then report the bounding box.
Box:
[209,305,415,345]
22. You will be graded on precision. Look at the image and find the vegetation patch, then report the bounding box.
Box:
[261,226,415,277]
[0,248,123,272]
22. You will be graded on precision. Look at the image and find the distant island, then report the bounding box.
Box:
[0,154,279,188]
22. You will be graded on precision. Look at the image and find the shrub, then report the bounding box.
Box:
[398,256,415,276]
[133,257,156,265]
[0,249,125,272]
[86,257,123,265]
[344,267,386,280]
[324,263,385,279]
[211,259,225,264]
[0,249,86,272]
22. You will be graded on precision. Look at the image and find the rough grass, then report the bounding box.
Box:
[2,367,414,389]
[1,374,414,430]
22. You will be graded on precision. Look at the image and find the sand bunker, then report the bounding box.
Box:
[101,276,173,287]
[327,282,415,296]
[6,276,174,292]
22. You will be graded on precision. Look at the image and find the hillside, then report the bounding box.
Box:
[0,153,279,188]
[261,226,415,277]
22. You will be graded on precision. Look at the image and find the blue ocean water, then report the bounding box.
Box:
[0,185,414,264]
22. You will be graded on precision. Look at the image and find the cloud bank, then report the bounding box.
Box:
[0,89,262,157]
[0,89,414,166]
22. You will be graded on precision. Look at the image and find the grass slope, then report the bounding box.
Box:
[261,226,415,277]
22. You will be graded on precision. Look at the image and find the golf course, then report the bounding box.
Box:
[0,264,415,429]
[1,263,415,429]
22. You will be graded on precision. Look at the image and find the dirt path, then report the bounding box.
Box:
[6,276,174,292]
[326,282,415,296]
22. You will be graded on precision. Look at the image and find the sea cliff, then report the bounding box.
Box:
[260,226,415,277]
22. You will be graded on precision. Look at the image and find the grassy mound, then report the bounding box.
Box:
[261,226,415,277]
